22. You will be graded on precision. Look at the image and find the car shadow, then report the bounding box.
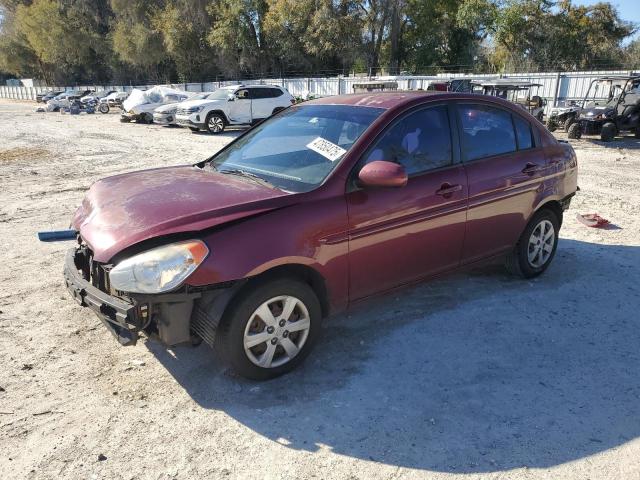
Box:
[147,238,640,473]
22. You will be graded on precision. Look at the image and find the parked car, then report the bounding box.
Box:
[121,86,190,124]
[568,75,640,141]
[98,91,130,113]
[153,92,213,126]
[46,89,94,111]
[472,79,546,122]
[37,90,64,103]
[44,92,577,380]
[175,84,294,133]
[80,90,116,104]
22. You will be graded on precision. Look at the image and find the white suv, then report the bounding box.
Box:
[175,84,294,134]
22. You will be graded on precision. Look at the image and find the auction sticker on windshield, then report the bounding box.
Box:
[306,137,347,162]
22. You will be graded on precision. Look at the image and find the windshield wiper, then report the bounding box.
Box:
[218,168,277,189]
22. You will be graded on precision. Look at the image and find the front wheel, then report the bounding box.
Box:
[506,209,560,279]
[206,113,225,134]
[214,278,322,380]
[600,122,616,142]
[98,103,109,114]
[567,122,581,139]
[546,118,558,132]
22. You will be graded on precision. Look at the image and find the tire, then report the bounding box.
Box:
[189,127,199,132]
[567,122,581,139]
[635,127,640,139]
[563,116,575,132]
[120,116,131,123]
[214,278,322,380]
[142,113,154,124]
[98,104,109,114]
[600,122,616,142]
[536,111,544,123]
[546,118,558,132]
[505,209,560,279]
[206,112,225,134]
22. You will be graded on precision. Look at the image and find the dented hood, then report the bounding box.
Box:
[73,166,290,262]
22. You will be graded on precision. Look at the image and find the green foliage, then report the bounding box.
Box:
[0,0,637,84]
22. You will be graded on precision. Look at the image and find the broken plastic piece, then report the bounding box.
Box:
[576,213,610,228]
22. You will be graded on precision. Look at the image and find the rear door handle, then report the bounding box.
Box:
[522,163,540,175]
[436,183,463,196]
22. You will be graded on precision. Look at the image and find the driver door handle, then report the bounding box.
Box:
[522,162,540,175]
[436,183,463,196]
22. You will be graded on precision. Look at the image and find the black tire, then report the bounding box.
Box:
[188,127,199,132]
[98,104,109,114]
[600,122,616,142]
[142,113,154,124]
[205,112,225,134]
[635,127,640,139]
[506,209,560,279]
[567,122,581,139]
[214,278,322,380]
[546,118,558,132]
[536,111,544,123]
[563,116,575,132]
[120,116,131,123]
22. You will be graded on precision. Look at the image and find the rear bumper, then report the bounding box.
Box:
[63,248,143,346]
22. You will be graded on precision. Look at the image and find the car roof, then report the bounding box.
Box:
[304,91,523,111]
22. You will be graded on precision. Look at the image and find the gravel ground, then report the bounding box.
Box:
[0,99,639,480]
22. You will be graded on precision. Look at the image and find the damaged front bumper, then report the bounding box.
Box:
[64,248,143,346]
[63,247,204,347]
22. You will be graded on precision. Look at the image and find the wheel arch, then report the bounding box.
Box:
[244,263,331,319]
[532,199,564,228]
[206,109,229,125]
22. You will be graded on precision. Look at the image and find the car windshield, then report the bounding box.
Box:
[206,89,235,100]
[210,104,384,192]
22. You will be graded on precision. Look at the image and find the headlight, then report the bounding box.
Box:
[109,240,209,294]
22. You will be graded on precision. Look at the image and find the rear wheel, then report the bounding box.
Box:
[142,113,154,124]
[567,122,581,139]
[98,103,109,114]
[546,118,558,132]
[206,113,225,134]
[600,122,616,142]
[563,116,576,132]
[214,278,321,380]
[506,209,560,279]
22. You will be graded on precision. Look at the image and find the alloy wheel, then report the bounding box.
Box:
[243,295,311,368]
[208,115,224,133]
[527,219,555,268]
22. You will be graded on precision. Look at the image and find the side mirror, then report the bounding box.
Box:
[358,161,408,188]
[227,94,235,102]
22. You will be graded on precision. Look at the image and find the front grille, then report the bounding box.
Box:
[74,245,112,293]
[176,107,198,115]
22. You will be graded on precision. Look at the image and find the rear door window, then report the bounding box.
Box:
[458,104,517,161]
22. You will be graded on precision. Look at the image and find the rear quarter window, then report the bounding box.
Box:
[458,104,517,161]
[513,115,534,150]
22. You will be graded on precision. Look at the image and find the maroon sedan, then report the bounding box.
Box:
[53,92,578,379]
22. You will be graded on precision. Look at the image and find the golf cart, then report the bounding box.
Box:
[472,79,547,122]
[546,100,581,132]
[567,75,640,142]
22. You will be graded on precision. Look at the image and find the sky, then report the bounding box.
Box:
[573,0,640,42]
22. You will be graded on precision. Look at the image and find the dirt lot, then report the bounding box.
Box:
[0,98,639,480]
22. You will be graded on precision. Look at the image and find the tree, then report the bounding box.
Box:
[208,0,271,77]
[153,0,218,82]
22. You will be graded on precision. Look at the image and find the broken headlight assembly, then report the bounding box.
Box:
[109,240,209,294]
